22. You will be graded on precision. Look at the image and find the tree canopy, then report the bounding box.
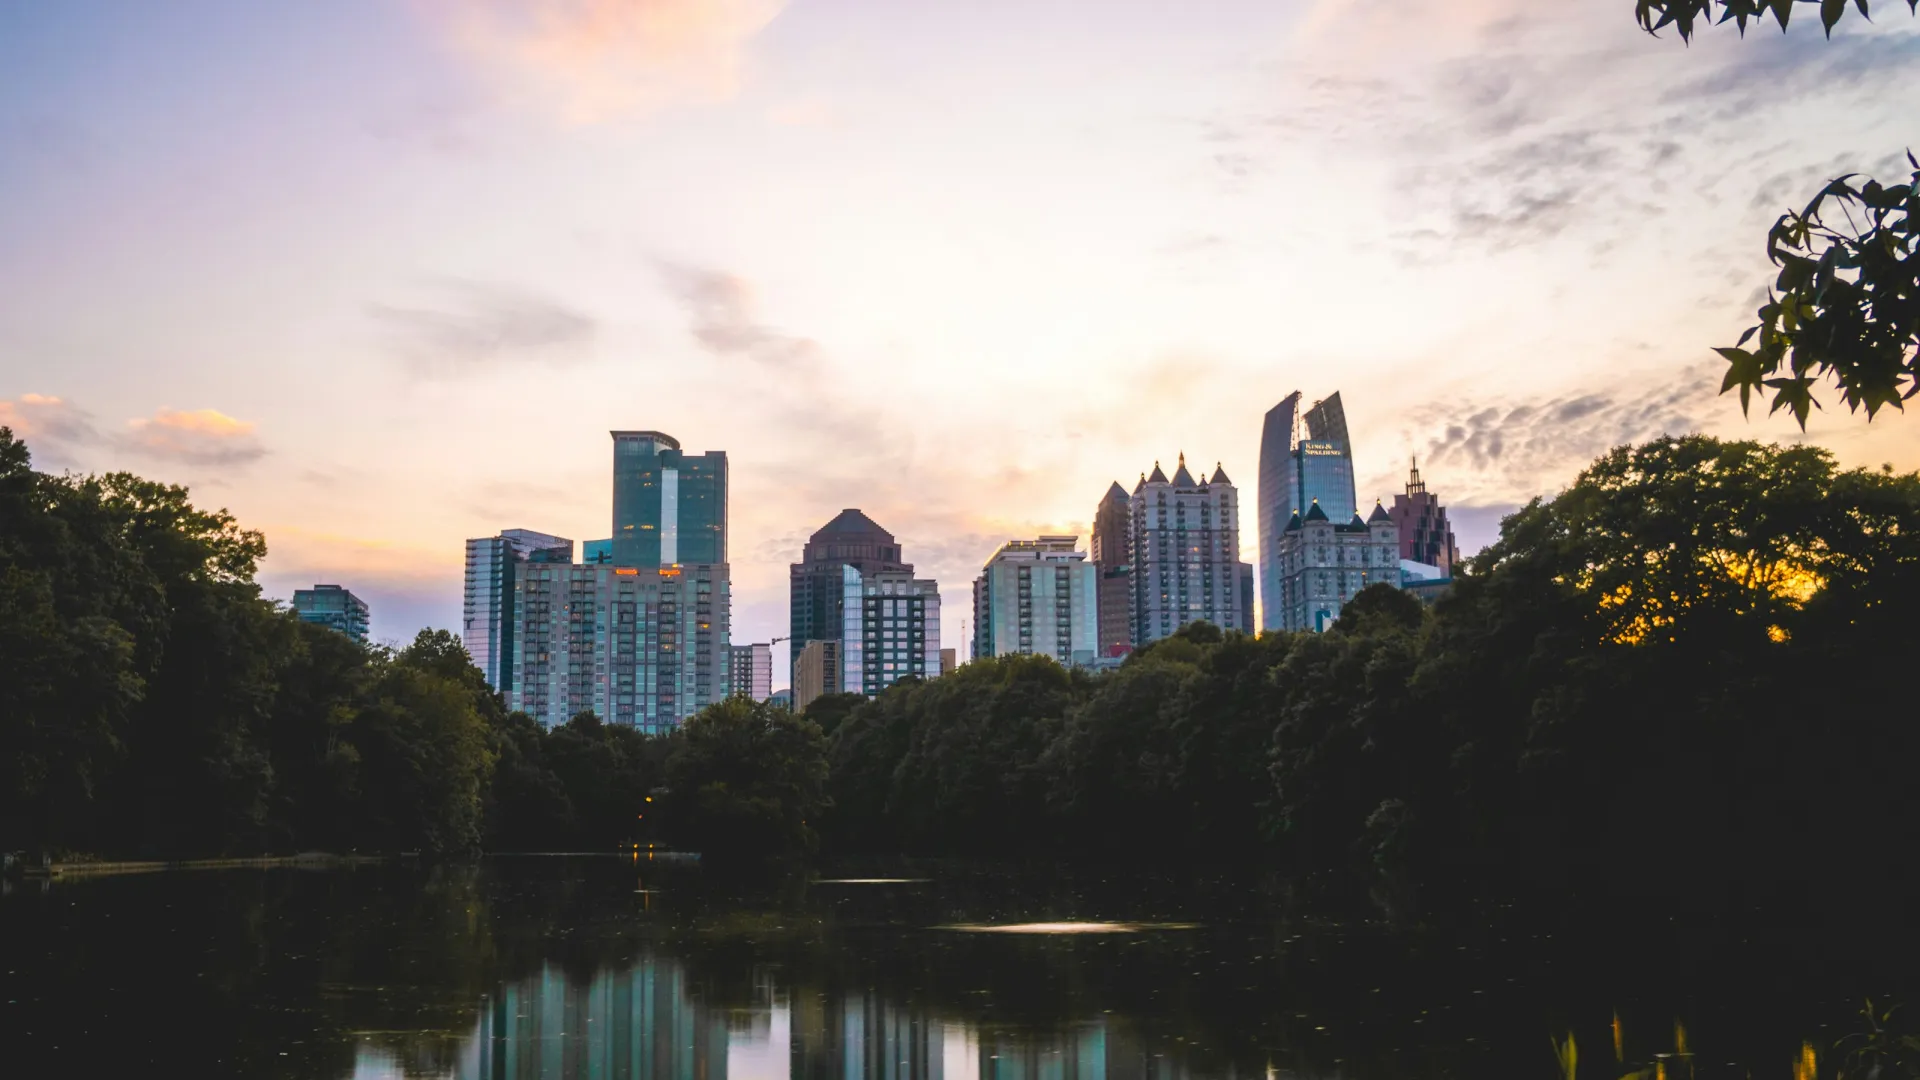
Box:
[1630,1,1919,424]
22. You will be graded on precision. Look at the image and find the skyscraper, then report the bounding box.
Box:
[464,529,571,692]
[611,431,727,569]
[788,509,910,673]
[1129,454,1248,645]
[292,584,370,643]
[793,639,841,713]
[729,642,773,701]
[508,561,730,732]
[1090,481,1133,657]
[1388,458,1461,575]
[839,566,942,697]
[1258,390,1359,632]
[971,536,1100,666]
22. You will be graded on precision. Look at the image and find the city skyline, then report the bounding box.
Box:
[4,2,1918,687]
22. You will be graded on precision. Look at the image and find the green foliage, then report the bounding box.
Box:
[1630,2,1919,425]
[660,697,830,857]
[1634,0,1914,41]
[0,430,503,858]
[1717,154,1920,425]
[815,436,1920,917]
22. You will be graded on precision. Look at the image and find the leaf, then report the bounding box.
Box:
[1822,0,1848,32]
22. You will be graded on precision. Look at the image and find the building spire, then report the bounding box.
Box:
[1407,455,1426,495]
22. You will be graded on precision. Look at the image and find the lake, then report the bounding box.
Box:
[3,856,1913,1078]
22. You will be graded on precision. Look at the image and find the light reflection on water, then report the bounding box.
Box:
[10,859,1915,1079]
[352,956,1231,1080]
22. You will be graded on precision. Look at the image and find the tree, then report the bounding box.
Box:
[1717,156,1919,425]
[1629,2,1919,424]
[1634,0,1912,41]
[663,697,830,857]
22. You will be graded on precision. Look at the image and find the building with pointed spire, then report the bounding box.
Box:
[1128,453,1253,644]
[1273,498,1402,632]
[1258,391,1360,632]
[1388,457,1460,576]
[1090,481,1134,656]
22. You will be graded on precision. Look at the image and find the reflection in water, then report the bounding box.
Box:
[935,923,1197,935]
[376,957,1217,1080]
[9,860,1915,1080]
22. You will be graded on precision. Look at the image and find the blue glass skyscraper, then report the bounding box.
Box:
[1258,390,1358,632]
[292,584,370,643]
[611,431,727,568]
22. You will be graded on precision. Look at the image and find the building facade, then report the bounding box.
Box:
[1388,458,1461,576]
[1128,455,1250,645]
[1257,390,1360,632]
[729,642,773,701]
[1274,501,1401,632]
[793,639,841,713]
[507,562,730,733]
[971,536,1100,666]
[840,566,942,698]
[1090,481,1134,657]
[463,529,571,693]
[789,509,911,673]
[611,431,727,569]
[292,584,370,643]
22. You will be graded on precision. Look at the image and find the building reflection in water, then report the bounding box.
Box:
[354,957,1234,1080]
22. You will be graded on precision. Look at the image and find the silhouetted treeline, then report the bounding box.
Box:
[8,427,1919,914]
[817,436,1920,913]
[0,427,822,859]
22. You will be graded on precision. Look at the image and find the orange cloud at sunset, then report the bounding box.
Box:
[436,0,789,122]
[124,408,266,467]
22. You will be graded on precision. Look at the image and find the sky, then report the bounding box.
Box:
[2,0,1917,688]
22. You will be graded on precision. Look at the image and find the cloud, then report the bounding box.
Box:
[437,0,789,123]
[124,408,268,467]
[657,263,820,367]
[0,393,98,462]
[1662,28,1920,118]
[1400,365,1722,506]
[370,281,597,375]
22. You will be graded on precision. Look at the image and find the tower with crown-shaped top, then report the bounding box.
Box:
[1125,452,1254,645]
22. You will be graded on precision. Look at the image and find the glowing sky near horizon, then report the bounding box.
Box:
[3,0,1917,686]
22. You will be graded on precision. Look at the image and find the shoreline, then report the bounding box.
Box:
[15,853,391,880]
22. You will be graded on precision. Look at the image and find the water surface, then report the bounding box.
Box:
[3,857,1910,1078]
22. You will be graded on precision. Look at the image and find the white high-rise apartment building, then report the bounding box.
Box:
[508,562,730,733]
[971,536,1100,667]
[1129,454,1253,644]
[462,529,571,693]
[729,643,773,701]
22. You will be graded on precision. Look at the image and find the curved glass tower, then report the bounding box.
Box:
[1257,390,1357,631]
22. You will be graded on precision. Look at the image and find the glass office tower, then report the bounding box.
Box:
[463,530,571,692]
[788,509,912,674]
[292,584,370,643]
[611,431,727,569]
[1257,390,1359,632]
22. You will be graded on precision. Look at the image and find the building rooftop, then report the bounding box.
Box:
[813,508,894,539]
[609,430,681,449]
